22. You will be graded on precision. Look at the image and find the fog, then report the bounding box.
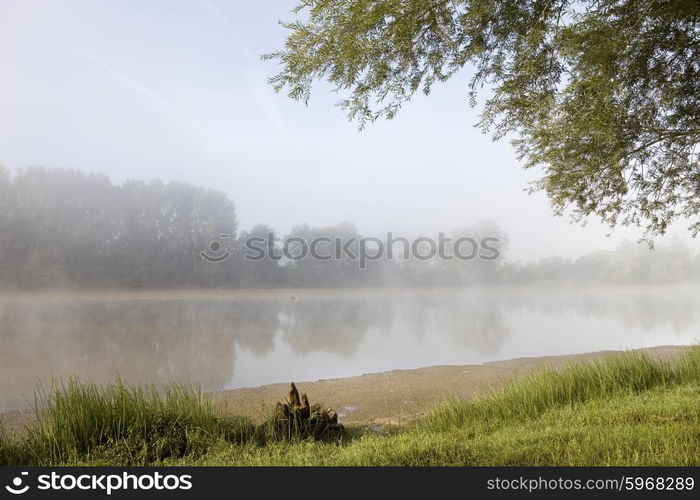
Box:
[1,0,694,261]
[1,1,699,410]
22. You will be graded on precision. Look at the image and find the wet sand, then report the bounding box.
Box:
[1,345,689,434]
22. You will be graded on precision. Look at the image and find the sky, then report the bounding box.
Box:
[0,0,694,261]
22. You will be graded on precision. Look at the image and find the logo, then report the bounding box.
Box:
[5,472,29,495]
[4,471,193,495]
[200,234,231,262]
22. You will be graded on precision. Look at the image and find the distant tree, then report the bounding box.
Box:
[403,221,508,285]
[447,220,508,283]
[236,224,287,286]
[0,168,239,288]
[285,221,367,286]
[265,0,700,239]
[501,240,700,284]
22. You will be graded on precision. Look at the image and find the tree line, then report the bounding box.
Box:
[0,167,698,289]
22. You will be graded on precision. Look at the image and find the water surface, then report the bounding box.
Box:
[1,286,698,409]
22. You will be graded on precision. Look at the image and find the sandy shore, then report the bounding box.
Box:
[212,345,689,429]
[2,345,689,434]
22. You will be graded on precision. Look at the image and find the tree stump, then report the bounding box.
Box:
[272,382,345,439]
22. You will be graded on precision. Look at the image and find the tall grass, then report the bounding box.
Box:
[20,379,257,465]
[0,420,11,464]
[420,346,700,432]
[3,378,340,466]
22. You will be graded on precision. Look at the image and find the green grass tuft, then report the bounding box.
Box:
[419,348,700,433]
[8,379,258,465]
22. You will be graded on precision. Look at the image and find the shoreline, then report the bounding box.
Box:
[2,345,690,434]
[213,345,689,428]
[1,283,697,303]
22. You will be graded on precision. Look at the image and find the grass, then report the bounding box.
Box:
[1,347,699,466]
[1,380,262,465]
[418,348,697,432]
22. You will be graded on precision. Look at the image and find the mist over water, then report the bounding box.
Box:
[1,2,699,420]
[2,286,698,410]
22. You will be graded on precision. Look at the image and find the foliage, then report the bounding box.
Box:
[265,0,700,239]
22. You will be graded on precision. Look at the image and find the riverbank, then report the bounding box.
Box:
[212,345,690,428]
[2,345,698,466]
[2,345,690,435]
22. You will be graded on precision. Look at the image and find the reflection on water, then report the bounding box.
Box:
[1,286,699,409]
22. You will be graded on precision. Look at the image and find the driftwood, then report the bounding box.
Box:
[272,382,344,439]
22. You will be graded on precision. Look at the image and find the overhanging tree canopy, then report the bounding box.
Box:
[264,0,700,239]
